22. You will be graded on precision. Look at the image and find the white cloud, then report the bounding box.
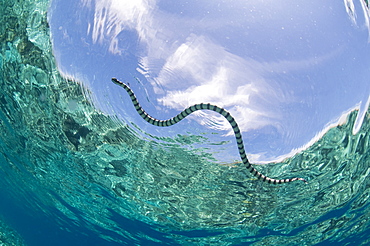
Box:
[84,0,156,54]
[152,34,285,134]
[149,31,341,137]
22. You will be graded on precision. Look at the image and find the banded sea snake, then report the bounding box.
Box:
[112,78,307,184]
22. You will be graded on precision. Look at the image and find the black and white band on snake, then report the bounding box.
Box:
[112,78,307,184]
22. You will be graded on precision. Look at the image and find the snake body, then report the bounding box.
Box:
[112,78,307,184]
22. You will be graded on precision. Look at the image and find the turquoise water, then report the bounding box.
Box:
[1,0,370,245]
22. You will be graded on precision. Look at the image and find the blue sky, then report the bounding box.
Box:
[49,0,370,162]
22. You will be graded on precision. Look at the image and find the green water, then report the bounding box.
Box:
[0,0,370,245]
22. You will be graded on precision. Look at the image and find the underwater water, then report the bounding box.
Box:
[0,0,370,245]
